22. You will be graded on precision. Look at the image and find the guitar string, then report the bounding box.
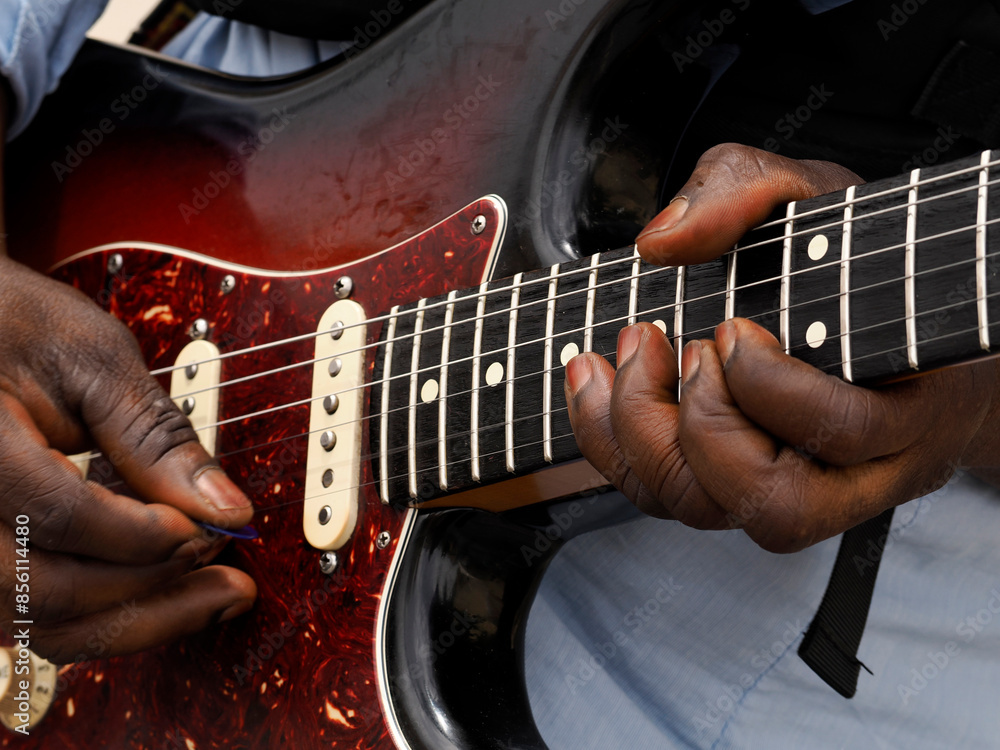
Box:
[145,164,1000,380]
[76,241,1000,473]
[149,210,1000,409]
[89,285,1000,505]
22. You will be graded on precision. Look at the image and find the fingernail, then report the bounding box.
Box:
[565,356,593,396]
[636,197,689,244]
[196,467,252,513]
[682,340,702,381]
[617,325,642,366]
[716,320,737,365]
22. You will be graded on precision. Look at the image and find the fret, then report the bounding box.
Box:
[905,171,919,369]
[673,264,686,377]
[378,306,399,504]
[542,264,559,464]
[841,185,855,382]
[407,299,427,499]
[592,247,638,360]
[505,273,523,473]
[679,257,727,372]
[469,282,488,482]
[443,288,481,490]
[725,248,736,321]
[511,264,551,471]
[731,220,783,340]
[786,192,845,379]
[912,155,982,371]
[780,201,795,355]
[628,246,640,326]
[634,258,676,338]
[584,253,599,352]
[978,150,991,351]
[438,290,457,490]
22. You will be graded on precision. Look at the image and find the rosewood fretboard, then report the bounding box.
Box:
[372,149,1000,506]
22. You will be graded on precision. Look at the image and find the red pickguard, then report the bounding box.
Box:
[0,199,501,749]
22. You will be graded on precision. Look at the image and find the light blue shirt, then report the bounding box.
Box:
[4,3,1000,748]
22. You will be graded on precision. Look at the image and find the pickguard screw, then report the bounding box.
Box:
[376,531,391,550]
[220,275,236,294]
[334,276,354,299]
[189,319,209,340]
[471,215,487,235]
[107,253,123,275]
[319,552,338,575]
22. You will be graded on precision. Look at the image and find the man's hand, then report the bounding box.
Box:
[565,143,1000,553]
[0,255,257,663]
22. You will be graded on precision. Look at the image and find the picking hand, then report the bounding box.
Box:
[565,143,1000,553]
[0,254,256,663]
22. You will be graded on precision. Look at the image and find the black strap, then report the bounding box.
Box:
[798,507,895,698]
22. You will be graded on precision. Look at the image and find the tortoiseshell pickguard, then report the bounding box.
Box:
[1,199,501,749]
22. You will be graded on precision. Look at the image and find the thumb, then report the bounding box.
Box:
[636,143,863,265]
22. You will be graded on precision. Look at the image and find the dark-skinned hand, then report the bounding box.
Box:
[0,254,257,663]
[565,143,1000,553]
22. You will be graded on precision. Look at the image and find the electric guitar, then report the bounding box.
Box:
[4,0,999,747]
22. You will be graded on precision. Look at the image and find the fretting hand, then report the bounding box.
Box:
[564,143,1000,552]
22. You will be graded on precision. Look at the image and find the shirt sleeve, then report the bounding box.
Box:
[0,0,110,139]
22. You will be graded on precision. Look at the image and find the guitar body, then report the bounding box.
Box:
[3,0,690,746]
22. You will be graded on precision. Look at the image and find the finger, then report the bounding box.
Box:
[608,324,728,528]
[715,318,938,466]
[678,339,901,552]
[0,526,229,623]
[564,351,674,519]
[26,566,257,664]
[0,397,213,564]
[635,143,863,265]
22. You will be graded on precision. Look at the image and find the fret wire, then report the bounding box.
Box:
[406,299,427,499]
[470,282,488,483]
[379,306,399,504]
[905,170,920,370]
[438,291,457,490]
[505,274,523,473]
[841,186,855,382]
[979,151,992,351]
[149,161,1000,381]
[725,245,737,321]
[543,264,559,464]
[584,253,600,352]
[628,246,641,326]
[780,202,795,354]
[674,265,686,386]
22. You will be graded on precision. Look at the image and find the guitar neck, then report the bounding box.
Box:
[374,149,1000,508]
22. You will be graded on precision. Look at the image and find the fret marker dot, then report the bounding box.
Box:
[560,342,579,366]
[807,235,829,261]
[485,362,504,386]
[806,321,827,348]
[421,379,439,403]
[653,320,667,334]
